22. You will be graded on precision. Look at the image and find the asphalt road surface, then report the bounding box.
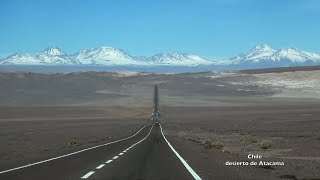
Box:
[0,123,201,180]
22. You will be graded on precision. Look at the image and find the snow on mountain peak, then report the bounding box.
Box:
[41,46,65,56]
[255,44,272,49]
[75,46,132,59]
[1,44,320,68]
[72,46,139,65]
[145,53,212,66]
[228,44,320,65]
[96,46,132,59]
[272,48,320,63]
[0,53,40,64]
[244,44,276,60]
[275,48,301,56]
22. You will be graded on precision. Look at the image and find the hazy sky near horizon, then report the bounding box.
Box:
[0,0,319,59]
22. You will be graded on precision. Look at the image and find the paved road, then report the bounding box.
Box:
[0,123,201,180]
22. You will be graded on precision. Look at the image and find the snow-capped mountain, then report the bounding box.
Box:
[1,44,320,69]
[139,53,212,66]
[41,46,65,56]
[0,54,39,65]
[0,46,74,65]
[225,44,320,67]
[272,48,320,63]
[72,46,144,65]
[229,44,276,64]
[35,46,75,64]
[0,46,211,66]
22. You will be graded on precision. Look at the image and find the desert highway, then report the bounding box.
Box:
[0,122,201,180]
[0,85,202,180]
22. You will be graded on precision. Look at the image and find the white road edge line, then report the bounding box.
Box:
[159,123,202,180]
[0,124,148,175]
[81,171,95,179]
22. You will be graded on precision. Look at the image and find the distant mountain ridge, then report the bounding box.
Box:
[0,46,213,66]
[226,44,320,66]
[138,53,212,66]
[1,44,320,69]
[71,46,142,65]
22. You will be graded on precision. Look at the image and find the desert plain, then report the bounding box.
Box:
[0,67,320,179]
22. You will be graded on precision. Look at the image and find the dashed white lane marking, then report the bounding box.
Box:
[113,156,119,160]
[105,160,112,164]
[0,125,148,175]
[96,164,105,169]
[80,123,156,179]
[159,123,202,180]
[119,153,123,156]
[81,171,95,179]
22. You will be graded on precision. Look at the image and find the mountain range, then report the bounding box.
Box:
[223,44,320,68]
[1,44,320,70]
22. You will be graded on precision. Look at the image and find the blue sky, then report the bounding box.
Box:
[0,0,319,60]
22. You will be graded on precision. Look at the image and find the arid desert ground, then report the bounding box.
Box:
[0,67,320,179]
